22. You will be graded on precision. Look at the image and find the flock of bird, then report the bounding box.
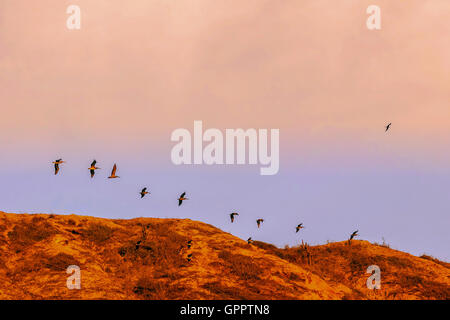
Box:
[51,123,392,248]
[52,159,188,204]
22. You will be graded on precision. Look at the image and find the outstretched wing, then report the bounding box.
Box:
[111,164,117,176]
[180,192,186,198]
[142,187,147,193]
[90,169,95,178]
[91,160,96,167]
[54,163,59,175]
[178,199,183,206]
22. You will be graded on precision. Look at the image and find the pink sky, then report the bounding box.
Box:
[1,1,449,157]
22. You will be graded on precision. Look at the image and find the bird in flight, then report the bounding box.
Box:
[385,123,392,132]
[140,187,150,198]
[256,219,264,228]
[52,159,65,175]
[187,253,192,262]
[88,160,100,178]
[247,237,253,244]
[230,212,239,223]
[178,192,188,206]
[187,240,192,249]
[108,164,120,179]
[350,230,359,241]
[296,223,304,233]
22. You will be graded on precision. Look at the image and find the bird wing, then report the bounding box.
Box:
[180,192,186,198]
[142,187,147,192]
[54,163,59,175]
[111,164,117,175]
[178,199,183,206]
[91,160,96,167]
[90,169,95,178]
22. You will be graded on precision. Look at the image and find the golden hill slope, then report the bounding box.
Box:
[0,212,448,300]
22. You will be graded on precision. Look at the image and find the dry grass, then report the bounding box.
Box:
[133,276,186,299]
[45,253,81,271]
[7,220,56,247]
[81,223,114,244]
[0,212,448,300]
[254,240,450,300]
[420,255,450,268]
[218,250,262,281]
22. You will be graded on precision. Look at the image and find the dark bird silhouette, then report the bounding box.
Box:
[88,160,100,178]
[178,192,188,206]
[187,240,192,249]
[256,219,264,228]
[296,223,304,233]
[108,163,119,179]
[247,237,253,244]
[140,187,150,198]
[187,253,192,262]
[230,212,239,223]
[385,123,392,132]
[350,230,359,240]
[52,159,65,175]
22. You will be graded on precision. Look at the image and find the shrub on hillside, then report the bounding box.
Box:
[218,250,262,280]
[82,223,114,243]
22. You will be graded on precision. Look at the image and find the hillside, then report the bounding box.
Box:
[0,212,448,300]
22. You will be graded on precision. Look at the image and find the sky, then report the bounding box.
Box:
[0,0,449,261]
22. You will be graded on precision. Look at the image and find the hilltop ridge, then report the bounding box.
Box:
[0,212,448,300]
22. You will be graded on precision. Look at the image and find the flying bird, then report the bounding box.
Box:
[52,159,65,175]
[247,237,253,244]
[230,212,239,223]
[178,192,188,206]
[350,230,359,241]
[88,160,100,178]
[187,240,192,249]
[296,223,304,233]
[187,253,192,262]
[256,219,264,228]
[385,123,392,132]
[108,164,120,179]
[140,187,150,198]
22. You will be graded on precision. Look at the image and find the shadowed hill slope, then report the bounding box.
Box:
[0,212,448,300]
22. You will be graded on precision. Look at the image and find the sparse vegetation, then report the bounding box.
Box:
[133,276,186,299]
[0,213,448,300]
[45,253,80,271]
[218,250,262,280]
[82,223,114,243]
[7,221,56,246]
